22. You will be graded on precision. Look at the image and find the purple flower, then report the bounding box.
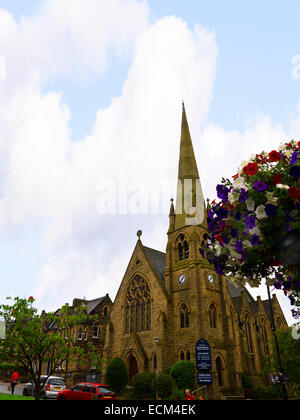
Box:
[291,151,299,166]
[273,279,282,290]
[250,234,259,246]
[235,211,242,221]
[217,184,229,202]
[253,181,269,192]
[245,214,256,230]
[265,203,277,217]
[239,189,248,203]
[290,165,300,180]
[231,228,238,238]
[234,240,243,253]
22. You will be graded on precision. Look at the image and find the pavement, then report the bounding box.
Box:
[0,381,25,396]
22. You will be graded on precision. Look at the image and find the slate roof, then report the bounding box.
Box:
[143,246,166,287]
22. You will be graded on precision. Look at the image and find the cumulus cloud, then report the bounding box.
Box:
[0,2,219,311]
[0,1,297,325]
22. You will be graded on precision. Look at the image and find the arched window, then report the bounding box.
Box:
[180,351,185,361]
[179,304,190,328]
[177,235,189,261]
[230,309,236,342]
[261,318,269,356]
[276,316,282,330]
[77,328,83,341]
[209,304,217,329]
[186,350,191,361]
[245,315,255,370]
[216,357,223,386]
[125,276,151,333]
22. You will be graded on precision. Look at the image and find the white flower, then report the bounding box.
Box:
[266,192,278,205]
[255,205,267,219]
[228,191,239,205]
[242,240,252,249]
[246,198,255,211]
[230,249,242,260]
[276,184,290,190]
[233,177,249,190]
[249,226,263,237]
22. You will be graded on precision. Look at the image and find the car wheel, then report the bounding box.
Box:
[40,392,46,400]
[58,395,65,401]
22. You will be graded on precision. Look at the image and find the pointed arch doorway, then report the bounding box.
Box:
[128,355,139,385]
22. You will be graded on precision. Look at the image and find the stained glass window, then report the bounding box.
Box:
[125,276,151,333]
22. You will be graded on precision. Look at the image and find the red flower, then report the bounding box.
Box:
[268,150,281,162]
[270,259,283,267]
[298,141,300,149]
[243,162,258,176]
[232,174,239,180]
[215,234,224,245]
[272,174,283,185]
[28,296,34,302]
[288,186,300,201]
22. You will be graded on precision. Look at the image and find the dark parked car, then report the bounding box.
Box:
[57,382,116,400]
[23,376,66,399]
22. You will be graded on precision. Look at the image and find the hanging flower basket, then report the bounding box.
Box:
[201,140,300,318]
[270,372,288,386]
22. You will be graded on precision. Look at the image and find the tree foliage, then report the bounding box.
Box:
[170,360,195,390]
[106,358,128,395]
[0,297,100,400]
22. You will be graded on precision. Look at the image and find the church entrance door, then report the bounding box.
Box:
[128,355,139,385]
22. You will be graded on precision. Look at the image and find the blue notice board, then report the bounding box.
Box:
[197,372,213,385]
[195,338,212,371]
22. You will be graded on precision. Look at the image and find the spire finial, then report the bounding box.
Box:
[137,230,142,240]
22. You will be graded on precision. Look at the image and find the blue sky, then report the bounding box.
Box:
[0,0,299,324]
[2,1,300,138]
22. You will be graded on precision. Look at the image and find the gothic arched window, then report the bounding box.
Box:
[177,235,189,261]
[245,314,255,370]
[216,357,223,386]
[179,303,190,328]
[180,351,185,361]
[261,318,269,356]
[125,276,151,334]
[209,304,217,329]
[186,350,191,361]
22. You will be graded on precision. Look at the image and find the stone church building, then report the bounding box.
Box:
[103,104,288,399]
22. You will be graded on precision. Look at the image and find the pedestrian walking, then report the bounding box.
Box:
[10,371,20,395]
[185,389,195,400]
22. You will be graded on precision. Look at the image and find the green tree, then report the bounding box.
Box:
[0,297,99,400]
[170,360,195,390]
[106,358,128,395]
[151,373,174,399]
[132,372,155,399]
[264,326,300,395]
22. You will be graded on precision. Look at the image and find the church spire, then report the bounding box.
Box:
[174,102,206,230]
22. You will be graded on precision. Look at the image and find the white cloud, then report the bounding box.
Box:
[0,1,297,326]
[0,3,219,312]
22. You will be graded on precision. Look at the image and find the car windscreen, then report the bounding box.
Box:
[97,386,114,394]
[49,378,65,386]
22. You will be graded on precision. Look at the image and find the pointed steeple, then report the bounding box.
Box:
[174,102,206,230]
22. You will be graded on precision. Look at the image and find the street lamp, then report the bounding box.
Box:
[266,285,288,401]
[155,337,160,400]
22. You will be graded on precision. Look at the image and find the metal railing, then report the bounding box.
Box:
[192,385,208,400]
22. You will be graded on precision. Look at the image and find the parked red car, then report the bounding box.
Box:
[57,383,116,401]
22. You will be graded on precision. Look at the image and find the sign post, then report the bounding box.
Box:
[195,338,212,385]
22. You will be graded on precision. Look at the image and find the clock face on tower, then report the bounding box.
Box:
[178,273,186,285]
[207,273,215,285]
